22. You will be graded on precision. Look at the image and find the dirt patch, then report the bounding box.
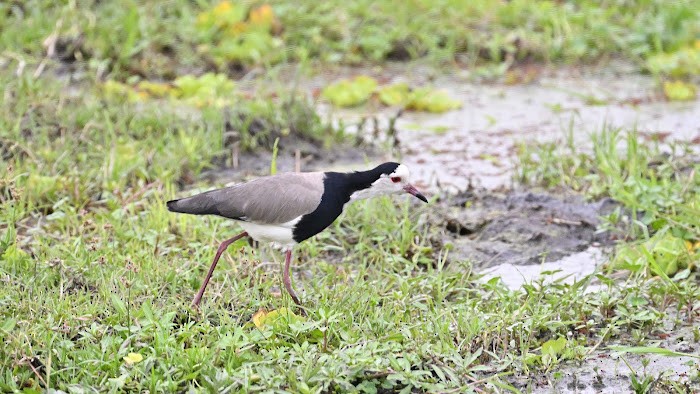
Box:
[432,189,619,269]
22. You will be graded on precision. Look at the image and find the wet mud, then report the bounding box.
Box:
[432,190,619,269]
[522,323,700,393]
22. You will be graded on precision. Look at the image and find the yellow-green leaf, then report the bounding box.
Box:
[646,233,689,276]
[251,307,302,328]
[609,244,645,272]
[171,73,236,107]
[663,80,697,101]
[378,83,410,106]
[123,352,143,365]
[100,80,144,102]
[609,233,690,276]
[646,47,700,78]
[2,244,29,264]
[322,76,378,107]
[26,174,61,196]
[541,337,567,357]
[252,309,266,328]
[137,81,172,98]
[406,88,461,113]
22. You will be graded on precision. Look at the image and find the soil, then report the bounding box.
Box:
[433,189,619,269]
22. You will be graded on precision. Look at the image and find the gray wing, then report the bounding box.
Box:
[167,172,325,224]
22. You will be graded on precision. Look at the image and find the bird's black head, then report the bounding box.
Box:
[372,162,401,176]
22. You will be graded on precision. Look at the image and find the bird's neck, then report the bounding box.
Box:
[341,169,386,202]
[323,167,388,203]
[347,168,381,189]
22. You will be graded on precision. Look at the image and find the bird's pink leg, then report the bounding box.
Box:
[192,231,248,307]
[283,249,305,314]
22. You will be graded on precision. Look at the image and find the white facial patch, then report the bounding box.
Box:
[389,164,410,182]
[350,163,411,201]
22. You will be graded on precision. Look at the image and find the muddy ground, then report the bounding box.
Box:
[434,190,619,268]
[527,322,700,394]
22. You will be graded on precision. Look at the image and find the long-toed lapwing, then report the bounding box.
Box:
[167,162,427,310]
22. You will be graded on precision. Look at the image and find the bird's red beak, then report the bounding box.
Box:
[403,184,428,203]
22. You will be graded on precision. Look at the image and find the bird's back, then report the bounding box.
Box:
[167,172,325,224]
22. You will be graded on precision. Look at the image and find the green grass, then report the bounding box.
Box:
[3,188,699,391]
[3,92,700,390]
[2,0,700,391]
[518,127,700,310]
[518,128,700,242]
[2,0,699,79]
[0,69,339,215]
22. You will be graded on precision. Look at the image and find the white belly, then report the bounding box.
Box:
[238,217,300,248]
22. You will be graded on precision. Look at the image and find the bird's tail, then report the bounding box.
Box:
[166,193,220,216]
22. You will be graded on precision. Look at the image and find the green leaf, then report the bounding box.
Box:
[111,293,128,316]
[541,337,567,357]
[628,296,648,307]
[609,346,700,359]
[663,80,697,101]
[1,318,16,333]
[378,83,411,106]
[322,76,378,107]
[1,244,29,264]
[141,302,154,322]
[406,88,461,113]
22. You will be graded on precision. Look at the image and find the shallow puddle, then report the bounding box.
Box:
[480,246,604,290]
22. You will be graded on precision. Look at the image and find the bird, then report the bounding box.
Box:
[167,162,427,311]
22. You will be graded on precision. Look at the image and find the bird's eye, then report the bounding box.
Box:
[391,176,401,183]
